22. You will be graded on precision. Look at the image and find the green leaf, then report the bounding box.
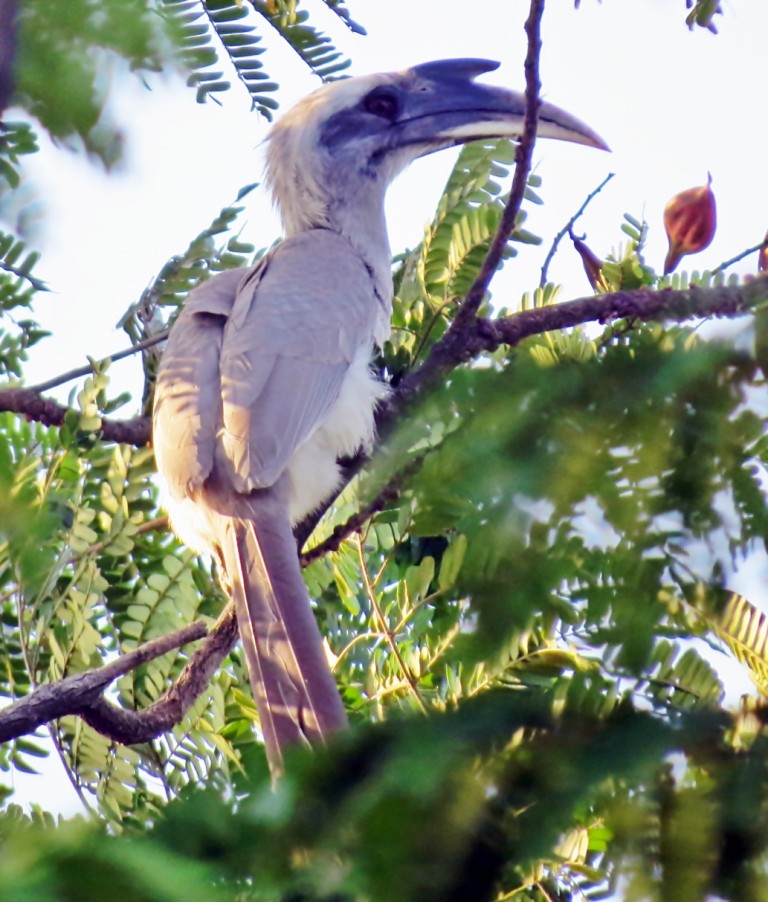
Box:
[716,593,768,696]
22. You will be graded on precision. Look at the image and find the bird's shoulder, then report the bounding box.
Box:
[236,230,377,320]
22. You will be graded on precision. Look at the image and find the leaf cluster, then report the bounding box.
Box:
[0,229,47,376]
[160,0,353,116]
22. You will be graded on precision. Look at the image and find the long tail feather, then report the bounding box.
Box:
[216,493,348,776]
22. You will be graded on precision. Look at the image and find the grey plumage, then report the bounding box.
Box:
[153,59,606,776]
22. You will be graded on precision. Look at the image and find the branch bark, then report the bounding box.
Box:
[79,605,238,744]
[0,620,208,743]
[0,386,152,444]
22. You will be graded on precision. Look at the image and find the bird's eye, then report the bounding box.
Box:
[363,87,400,120]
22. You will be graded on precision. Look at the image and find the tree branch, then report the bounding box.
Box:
[452,0,544,325]
[6,276,762,748]
[79,605,238,744]
[0,278,763,466]
[0,620,208,743]
[712,241,765,275]
[1,0,765,753]
[379,277,768,430]
[0,386,151,444]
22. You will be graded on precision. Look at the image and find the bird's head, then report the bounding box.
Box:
[266,58,607,236]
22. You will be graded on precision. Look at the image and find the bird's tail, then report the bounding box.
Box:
[215,493,348,777]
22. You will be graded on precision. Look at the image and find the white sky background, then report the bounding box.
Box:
[8,0,768,814]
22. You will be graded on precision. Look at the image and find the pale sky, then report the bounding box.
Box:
[8,0,768,814]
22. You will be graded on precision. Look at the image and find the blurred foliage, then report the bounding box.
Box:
[1,1,768,901]
[0,228,47,377]
[685,0,723,32]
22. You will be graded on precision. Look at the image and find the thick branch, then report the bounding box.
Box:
[0,620,208,743]
[381,277,768,429]
[80,605,238,744]
[0,386,151,444]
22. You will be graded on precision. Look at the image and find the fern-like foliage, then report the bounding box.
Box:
[161,0,354,116]
[0,375,242,818]
[0,230,47,378]
[161,0,280,116]
[685,0,723,32]
[119,184,258,412]
[120,183,258,342]
[320,0,367,35]
[0,231,44,295]
[646,639,724,709]
[0,122,38,192]
[252,0,352,80]
[419,138,541,303]
[386,139,542,376]
[716,593,768,696]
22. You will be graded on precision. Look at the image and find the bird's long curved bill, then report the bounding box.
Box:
[399,59,609,152]
[435,96,609,151]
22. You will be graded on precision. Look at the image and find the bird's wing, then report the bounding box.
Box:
[152,266,257,501]
[218,229,380,493]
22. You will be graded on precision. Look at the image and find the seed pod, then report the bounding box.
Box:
[663,174,717,274]
[569,229,605,290]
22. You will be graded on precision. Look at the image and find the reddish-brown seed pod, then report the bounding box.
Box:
[569,229,605,290]
[663,174,717,274]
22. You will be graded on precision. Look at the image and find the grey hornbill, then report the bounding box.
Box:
[152,59,606,777]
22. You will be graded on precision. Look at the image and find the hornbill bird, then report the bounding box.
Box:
[152,59,607,777]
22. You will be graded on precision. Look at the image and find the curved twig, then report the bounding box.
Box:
[539,172,615,287]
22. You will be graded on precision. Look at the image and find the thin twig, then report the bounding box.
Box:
[356,536,427,713]
[29,331,168,394]
[539,172,615,287]
[298,453,425,561]
[711,241,765,275]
